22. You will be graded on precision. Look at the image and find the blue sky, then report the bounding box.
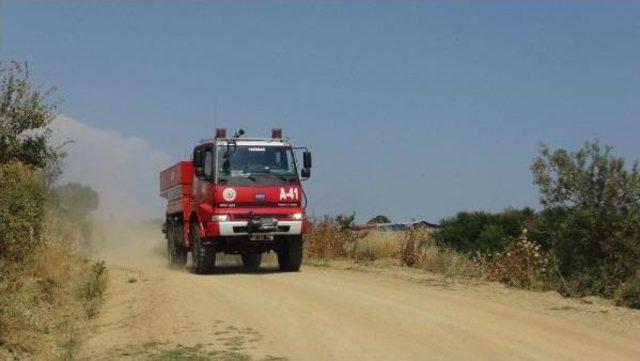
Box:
[2,1,639,222]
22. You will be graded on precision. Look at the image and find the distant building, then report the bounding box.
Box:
[355,220,441,232]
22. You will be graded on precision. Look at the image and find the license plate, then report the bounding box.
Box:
[250,234,274,241]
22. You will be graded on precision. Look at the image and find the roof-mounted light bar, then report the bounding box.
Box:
[272,128,282,139]
[215,128,226,138]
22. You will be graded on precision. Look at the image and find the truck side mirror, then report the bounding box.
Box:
[301,168,311,179]
[303,151,312,169]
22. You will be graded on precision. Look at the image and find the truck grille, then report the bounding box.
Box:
[233,225,291,233]
[234,214,286,220]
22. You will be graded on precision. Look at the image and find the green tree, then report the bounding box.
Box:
[532,140,640,298]
[367,215,391,224]
[0,62,59,169]
[52,182,99,216]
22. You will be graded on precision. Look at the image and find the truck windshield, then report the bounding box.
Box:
[217,145,297,182]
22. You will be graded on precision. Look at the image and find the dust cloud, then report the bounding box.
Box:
[90,219,168,268]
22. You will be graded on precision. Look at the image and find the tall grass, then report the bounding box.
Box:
[0,162,107,360]
[304,221,484,282]
[411,234,486,281]
[0,239,107,360]
[305,218,552,286]
[76,260,108,318]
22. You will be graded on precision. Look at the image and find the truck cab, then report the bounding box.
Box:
[160,128,311,274]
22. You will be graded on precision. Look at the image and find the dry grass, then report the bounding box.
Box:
[345,231,402,261]
[304,219,563,289]
[304,217,356,260]
[0,218,107,360]
[305,222,486,283]
[412,236,486,281]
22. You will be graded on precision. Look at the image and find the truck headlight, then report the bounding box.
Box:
[291,213,305,220]
[212,214,230,222]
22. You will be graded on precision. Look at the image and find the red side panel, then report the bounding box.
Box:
[159,161,194,216]
[159,161,194,192]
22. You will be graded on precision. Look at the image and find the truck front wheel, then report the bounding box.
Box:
[191,224,216,274]
[277,237,303,272]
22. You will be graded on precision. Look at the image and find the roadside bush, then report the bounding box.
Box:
[50,182,100,246]
[436,208,536,253]
[614,270,640,309]
[0,61,108,359]
[76,260,107,318]
[304,216,359,259]
[487,230,553,289]
[0,163,104,359]
[0,162,47,262]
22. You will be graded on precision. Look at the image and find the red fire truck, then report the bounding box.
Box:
[159,128,312,274]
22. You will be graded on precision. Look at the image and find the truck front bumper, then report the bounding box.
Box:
[205,220,305,237]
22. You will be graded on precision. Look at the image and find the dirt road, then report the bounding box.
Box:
[79,223,640,361]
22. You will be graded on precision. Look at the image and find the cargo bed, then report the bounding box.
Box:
[159,161,194,215]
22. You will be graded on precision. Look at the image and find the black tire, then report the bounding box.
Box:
[191,224,216,274]
[277,237,303,272]
[167,240,187,267]
[241,253,262,269]
[167,221,187,267]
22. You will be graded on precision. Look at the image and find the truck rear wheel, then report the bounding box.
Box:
[167,239,187,267]
[277,237,303,272]
[241,253,262,269]
[191,224,216,274]
[166,220,187,267]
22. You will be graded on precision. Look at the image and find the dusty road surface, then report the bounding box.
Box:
[79,222,640,361]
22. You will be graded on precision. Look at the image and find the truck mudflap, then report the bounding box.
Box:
[205,220,304,237]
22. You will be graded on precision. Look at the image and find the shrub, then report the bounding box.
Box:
[50,182,100,246]
[399,229,426,267]
[0,62,108,359]
[487,230,553,289]
[435,208,536,253]
[0,162,47,262]
[76,260,107,318]
[304,216,359,259]
[614,271,640,309]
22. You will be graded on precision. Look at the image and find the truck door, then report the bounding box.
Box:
[192,145,214,204]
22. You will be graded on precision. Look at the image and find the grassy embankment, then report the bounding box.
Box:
[0,162,107,360]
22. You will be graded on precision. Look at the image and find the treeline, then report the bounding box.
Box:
[438,141,640,306]
[0,62,106,359]
[306,141,640,309]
